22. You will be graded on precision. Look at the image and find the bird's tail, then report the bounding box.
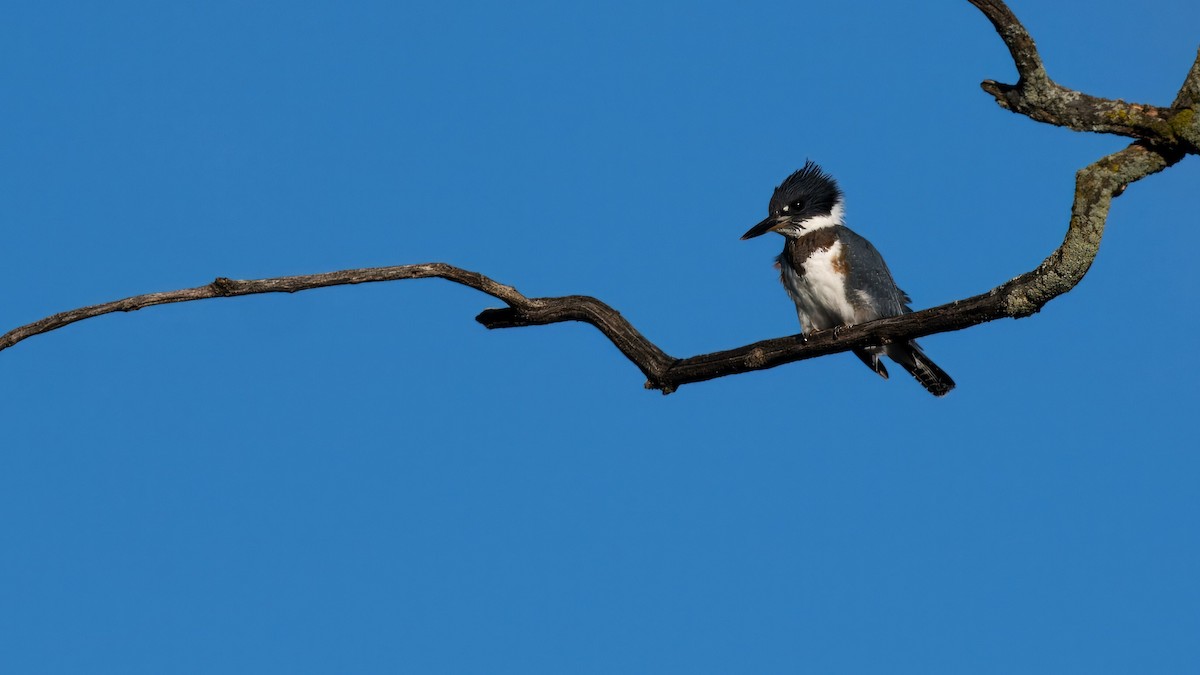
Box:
[853,348,889,380]
[885,342,955,397]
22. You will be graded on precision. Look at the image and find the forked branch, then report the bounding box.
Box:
[2,0,1196,393]
[967,0,1199,151]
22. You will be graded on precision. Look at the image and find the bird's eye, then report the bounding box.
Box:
[791,199,805,211]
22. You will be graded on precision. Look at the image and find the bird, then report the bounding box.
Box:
[740,161,955,396]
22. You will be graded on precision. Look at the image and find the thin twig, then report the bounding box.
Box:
[0,264,527,352]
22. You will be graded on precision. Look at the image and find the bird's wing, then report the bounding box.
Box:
[836,225,912,318]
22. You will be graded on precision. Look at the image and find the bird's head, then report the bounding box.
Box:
[741,160,844,240]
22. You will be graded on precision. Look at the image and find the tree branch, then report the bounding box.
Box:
[1,0,1194,394]
[967,0,1198,152]
[477,140,1183,393]
[0,135,1179,395]
[0,265,518,357]
[1170,47,1200,149]
[0,264,671,389]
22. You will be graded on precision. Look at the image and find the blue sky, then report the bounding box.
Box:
[2,1,1198,673]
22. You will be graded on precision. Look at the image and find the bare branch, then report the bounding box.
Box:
[0,137,1178,394]
[0,264,528,351]
[966,0,1046,80]
[477,140,1182,393]
[1002,142,1184,314]
[1170,47,1200,149]
[0,264,673,390]
[967,0,1197,152]
[1,0,1193,395]
[474,297,674,385]
[1176,48,1200,105]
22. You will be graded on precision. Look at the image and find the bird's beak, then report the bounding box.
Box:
[740,215,778,240]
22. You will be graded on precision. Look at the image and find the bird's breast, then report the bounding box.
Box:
[779,239,857,332]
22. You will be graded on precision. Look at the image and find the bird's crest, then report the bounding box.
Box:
[768,160,842,216]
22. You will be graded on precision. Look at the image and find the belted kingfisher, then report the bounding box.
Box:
[741,161,955,396]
